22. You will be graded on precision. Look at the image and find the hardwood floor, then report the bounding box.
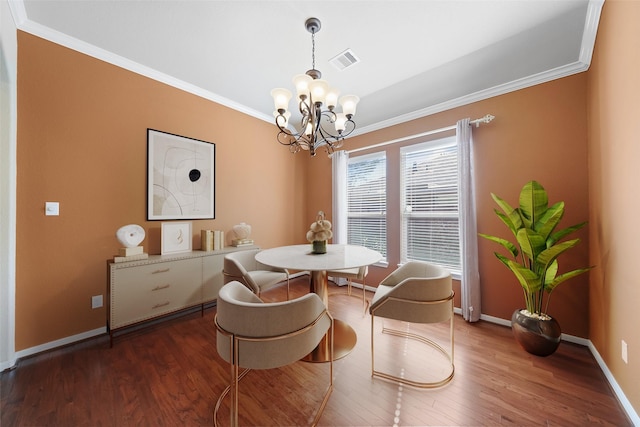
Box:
[1,277,632,426]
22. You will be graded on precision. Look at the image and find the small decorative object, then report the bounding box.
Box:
[161,221,192,255]
[231,222,253,247]
[114,224,148,262]
[306,211,332,254]
[479,181,592,356]
[201,230,214,251]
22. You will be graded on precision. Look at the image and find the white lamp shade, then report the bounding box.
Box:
[308,79,329,105]
[334,113,347,132]
[340,95,360,117]
[325,88,340,109]
[305,121,313,136]
[292,74,312,99]
[271,88,292,112]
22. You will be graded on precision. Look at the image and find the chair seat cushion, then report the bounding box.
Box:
[247,270,288,290]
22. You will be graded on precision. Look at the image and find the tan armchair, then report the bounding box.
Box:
[369,261,454,388]
[214,281,333,427]
[327,265,369,310]
[223,249,290,299]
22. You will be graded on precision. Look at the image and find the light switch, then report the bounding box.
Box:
[45,202,59,216]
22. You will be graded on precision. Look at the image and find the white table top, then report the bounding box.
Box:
[255,244,382,272]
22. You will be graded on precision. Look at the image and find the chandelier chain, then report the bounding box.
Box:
[311,30,316,70]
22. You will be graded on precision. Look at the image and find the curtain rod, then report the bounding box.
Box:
[347,114,495,154]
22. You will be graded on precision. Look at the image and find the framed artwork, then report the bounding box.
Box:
[147,129,215,220]
[161,221,192,255]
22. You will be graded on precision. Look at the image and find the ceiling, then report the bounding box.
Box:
[11,0,603,135]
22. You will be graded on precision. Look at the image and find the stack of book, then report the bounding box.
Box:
[201,230,225,251]
[232,238,254,247]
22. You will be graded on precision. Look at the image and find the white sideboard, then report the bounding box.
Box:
[108,246,257,342]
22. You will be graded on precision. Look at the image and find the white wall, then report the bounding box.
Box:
[0,0,18,370]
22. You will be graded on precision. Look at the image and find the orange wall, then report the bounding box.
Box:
[587,0,640,412]
[16,30,590,346]
[307,74,591,338]
[15,32,311,350]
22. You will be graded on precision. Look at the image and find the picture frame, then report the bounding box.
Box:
[147,129,215,220]
[161,221,192,255]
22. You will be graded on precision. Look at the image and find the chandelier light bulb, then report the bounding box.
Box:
[308,79,329,106]
[293,74,312,100]
[340,95,360,118]
[334,113,347,132]
[271,88,292,113]
[325,88,340,110]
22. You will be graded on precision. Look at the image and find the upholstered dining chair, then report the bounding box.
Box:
[369,260,454,388]
[223,249,290,300]
[214,281,334,427]
[327,265,369,311]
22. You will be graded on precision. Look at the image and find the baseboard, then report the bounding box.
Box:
[14,327,106,362]
[588,341,640,425]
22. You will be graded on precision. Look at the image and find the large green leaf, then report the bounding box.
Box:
[535,201,564,241]
[519,181,548,229]
[546,267,592,292]
[494,210,519,237]
[516,228,546,264]
[497,254,542,294]
[536,239,581,271]
[491,193,522,231]
[479,233,519,258]
[549,221,587,246]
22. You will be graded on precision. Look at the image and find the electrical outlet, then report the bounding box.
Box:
[91,295,103,309]
[621,340,628,364]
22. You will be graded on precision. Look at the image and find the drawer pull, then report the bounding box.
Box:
[152,268,170,274]
[152,284,171,291]
[152,301,170,309]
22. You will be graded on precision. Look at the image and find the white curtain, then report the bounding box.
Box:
[332,150,349,245]
[457,118,481,322]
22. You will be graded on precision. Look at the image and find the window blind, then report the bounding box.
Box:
[347,152,387,259]
[400,137,460,273]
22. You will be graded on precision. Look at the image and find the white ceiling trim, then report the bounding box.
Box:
[14,15,273,123]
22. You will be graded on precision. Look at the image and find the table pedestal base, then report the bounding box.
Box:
[302,319,357,362]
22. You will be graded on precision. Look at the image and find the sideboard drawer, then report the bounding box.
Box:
[110,258,201,329]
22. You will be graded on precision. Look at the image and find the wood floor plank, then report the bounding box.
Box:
[1,277,633,426]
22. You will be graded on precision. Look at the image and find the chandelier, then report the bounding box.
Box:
[271,18,359,157]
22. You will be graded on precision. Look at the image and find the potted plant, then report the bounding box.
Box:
[479,180,591,356]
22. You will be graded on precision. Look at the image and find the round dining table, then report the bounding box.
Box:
[255,244,382,362]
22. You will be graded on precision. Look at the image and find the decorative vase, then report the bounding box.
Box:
[312,240,327,254]
[232,222,251,240]
[511,309,561,357]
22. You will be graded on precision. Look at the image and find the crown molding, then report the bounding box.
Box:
[14,12,273,124]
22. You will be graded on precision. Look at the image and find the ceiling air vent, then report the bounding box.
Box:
[329,49,360,71]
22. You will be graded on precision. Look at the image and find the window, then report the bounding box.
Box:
[400,136,460,274]
[347,152,387,260]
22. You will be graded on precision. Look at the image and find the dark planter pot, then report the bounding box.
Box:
[511,309,561,357]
